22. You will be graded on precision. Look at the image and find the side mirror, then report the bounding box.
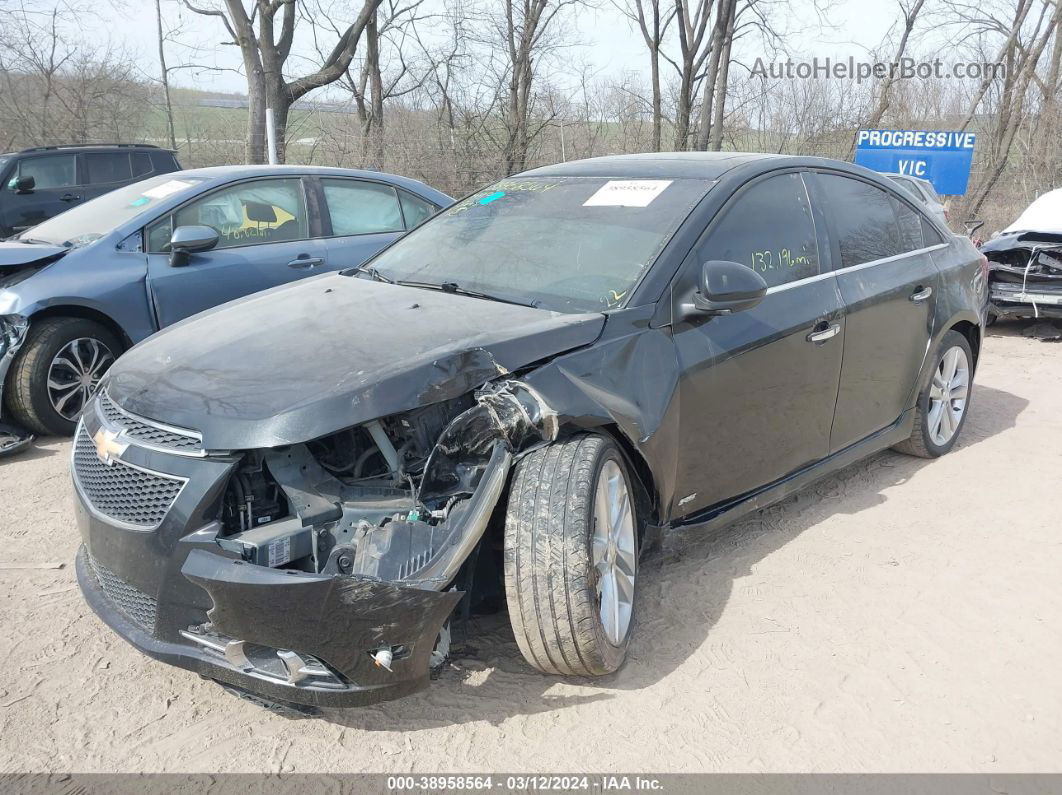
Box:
[9,175,35,193]
[169,225,219,266]
[684,260,768,316]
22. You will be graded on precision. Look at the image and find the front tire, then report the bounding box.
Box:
[4,317,120,436]
[892,329,973,459]
[503,434,638,676]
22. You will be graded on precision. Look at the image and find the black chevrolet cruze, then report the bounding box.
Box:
[73,153,987,708]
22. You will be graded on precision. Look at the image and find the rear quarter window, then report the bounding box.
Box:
[150,151,180,173]
[83,152,132,184]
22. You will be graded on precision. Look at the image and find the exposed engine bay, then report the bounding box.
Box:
[213,381,556,590]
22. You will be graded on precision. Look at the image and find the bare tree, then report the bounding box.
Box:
[154,0,178,149]
[615,0,675,151]
[182,0,383,163]
[866,0,929,128]
[667,0,715,150]
[691,0,728,149]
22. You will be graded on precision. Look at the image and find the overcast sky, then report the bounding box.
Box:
[97,1,916,97]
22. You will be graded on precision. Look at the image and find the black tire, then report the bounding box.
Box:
[4,317,121,436]
[892,329,974,459]
[985,312,998,327]
[503,434,637,677]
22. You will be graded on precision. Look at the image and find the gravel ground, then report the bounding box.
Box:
[1,321,1060,773]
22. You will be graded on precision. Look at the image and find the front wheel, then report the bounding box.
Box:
[892,329,973,459]
[503,434,638,676]
[4,317,120,436]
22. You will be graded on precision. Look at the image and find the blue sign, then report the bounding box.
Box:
[854,129,976,196]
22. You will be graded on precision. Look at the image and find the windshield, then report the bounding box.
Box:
[17,174,205,248]
[355,176,713,313]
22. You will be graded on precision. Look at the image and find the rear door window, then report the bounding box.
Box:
[816,174,903,267]
[698,172,820,288]
[322,179,404,236]
[18,154,77,188]
[83,152,132,184]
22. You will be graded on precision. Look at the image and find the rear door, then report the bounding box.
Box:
[144,176,328,328]
[318,178,431,269]
[5,152,81,233]
[810,171,945,452]
[670,170,846,516]
[79,151,136,202]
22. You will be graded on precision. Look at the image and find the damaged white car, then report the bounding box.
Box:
[983,188,1062,321]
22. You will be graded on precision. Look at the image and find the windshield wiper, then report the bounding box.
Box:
[394,279,539,308]
[351,264,395,283]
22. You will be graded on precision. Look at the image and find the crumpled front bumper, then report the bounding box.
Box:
[0,314,30,422]
[989,280,1062,319]
[77,544,462,708]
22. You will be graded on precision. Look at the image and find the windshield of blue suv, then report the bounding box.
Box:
[16,174,205,249]
[354,176,713,313]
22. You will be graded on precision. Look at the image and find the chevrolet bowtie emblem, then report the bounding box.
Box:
[93,427,128,466]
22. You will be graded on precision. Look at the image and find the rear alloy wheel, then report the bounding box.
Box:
[4,317,121,436]
[893,329,973,458]
[504,434,638,676]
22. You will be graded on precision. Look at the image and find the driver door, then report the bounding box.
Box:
[144,177,327,328]
[670,171,846,517]
[5,152,82,234]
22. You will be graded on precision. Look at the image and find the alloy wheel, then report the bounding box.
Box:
[47,337,115,421]
[927,345,970,446]
[592,459,637,646]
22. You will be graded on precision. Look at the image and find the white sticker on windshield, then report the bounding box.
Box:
[583,180,672,207]
[142,179,196,199]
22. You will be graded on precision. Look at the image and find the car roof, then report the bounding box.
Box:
[517,152,894,183]
[173,164,452,204]
[6,144,172,156]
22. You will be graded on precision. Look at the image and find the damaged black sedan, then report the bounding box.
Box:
[74,153,986,708]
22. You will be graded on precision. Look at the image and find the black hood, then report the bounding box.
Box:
[107,274,605,450]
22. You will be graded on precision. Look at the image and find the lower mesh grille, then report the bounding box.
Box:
[87,553,158,634]
[73,427,184,528]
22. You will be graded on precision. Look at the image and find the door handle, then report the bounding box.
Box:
[59,193,81,202]
[910,286,933,302]
[806,322,841,343]
[287,256,324,269]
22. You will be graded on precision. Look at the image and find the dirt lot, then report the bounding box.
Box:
[1,322,1060,774]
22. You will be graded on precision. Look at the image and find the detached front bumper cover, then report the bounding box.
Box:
[77,545,462,707]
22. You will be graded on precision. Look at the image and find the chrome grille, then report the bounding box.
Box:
[73,427,185,528]
[87,553,157,633]
[98,390,202,453]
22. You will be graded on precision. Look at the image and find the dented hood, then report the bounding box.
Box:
[0,240,68,269]
[106,274,605,450]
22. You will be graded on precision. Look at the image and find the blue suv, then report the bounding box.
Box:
[0,165,451,436]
